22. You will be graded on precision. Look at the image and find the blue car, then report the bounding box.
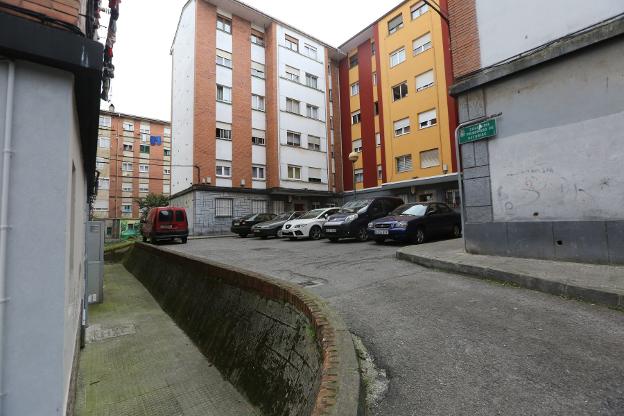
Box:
[368,202,462,244]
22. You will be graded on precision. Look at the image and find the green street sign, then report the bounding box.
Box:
[459,119,497,144]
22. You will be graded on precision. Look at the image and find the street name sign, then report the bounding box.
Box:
[459,119,497,144]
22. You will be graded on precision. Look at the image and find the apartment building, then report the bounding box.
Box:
[448,0,624,264]
[0,1,104,414]
[94,110,171,238]
[170,0,343,235]
[338,0,459,206]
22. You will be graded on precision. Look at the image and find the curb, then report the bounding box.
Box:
[396,249,624,309]
[188,234,234,240]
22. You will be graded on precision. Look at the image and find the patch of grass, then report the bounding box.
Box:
[104,240,135,253]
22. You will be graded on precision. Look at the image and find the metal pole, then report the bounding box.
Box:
[352,162,357,200]
[454,113,502,253]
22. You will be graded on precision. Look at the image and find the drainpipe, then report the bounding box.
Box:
[0,59,16,408]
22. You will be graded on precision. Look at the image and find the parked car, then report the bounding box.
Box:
[323,197,404,242]
[368,202,461,244]
[231,213,276,237]
[251,211,304,238]
[281,207,340,240]
[141,206,189,244]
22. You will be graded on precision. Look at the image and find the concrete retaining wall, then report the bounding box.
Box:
[123,243,360,415]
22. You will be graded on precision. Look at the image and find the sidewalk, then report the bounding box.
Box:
[397,238,624,308]
[75,263,260,416]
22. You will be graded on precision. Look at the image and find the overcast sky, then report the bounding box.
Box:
[101,0,401,121]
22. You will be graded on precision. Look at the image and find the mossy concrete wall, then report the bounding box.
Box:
[123,243,360,416]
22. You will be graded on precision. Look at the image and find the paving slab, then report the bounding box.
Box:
[397,238,624,308]
[75,263,261,416]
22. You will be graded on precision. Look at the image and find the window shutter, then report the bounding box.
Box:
[420,149,440,168]
[393,118,410,131]
[416,70,434,90]
[418,109,437,125]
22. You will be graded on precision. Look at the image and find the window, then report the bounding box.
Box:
[285,65,300,82]
[375,133,381,147]
[251,31,264,46]
[140,144,150,154]
[388,14,404,34]
[122,161,133,171]
[164,167,171,175]
[216,49,233,68]
[252,94,265,111]
[306,104,319,119]
[418,109,437,128]
[216,122,232,140]
[217,15,231,33]
[139,164,149,173]
[273,200,285,214]
[140,123,150,134]
[139,183,149,193]
[413,33,432,55]
[351,82,359,96]
[287,165,301,180]
[285,34,299,51]
[287,131,301,147]
[305,73,318,89]
[354,169,364,183]
[216,161,232,177]
[163,184,171,195]
[308,135,321,151]
[123,142,133,152]
[308,167,322,183]
[372,72,377,85]
[393,82,408,101]
[99,116,111,128]
[377,164,383,179]
[93,200,109,211]
[98,177,110,189]
[164,148,171,156]
[420,148,440,168]
[411,1,429,19]
[121,204,132,214]
[98,137,110,148]
[394,118,411,136]
[349,54,358,68]
[141,133,149,143]
[286,98,300,114]
[252,165,266,180]
[122,121,133,131]
[251,61,265,78]
[303,44,318,60]
[216,198,233,217]
[390,48,406,67]
[396,154,413,172]
[351,110,361,125]
[252,200,268,213]
[352,139,363,153]
[217,85,232,103]
[164,127,171,136]
[374,101,379,115]
[416,70,435,91]
[252,129,265,145]
[96,157,106,169]
[371,41,376,55]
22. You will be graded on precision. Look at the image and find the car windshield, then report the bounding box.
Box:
[299,209,325,219]
[242,213,261,221]
[274,212,292,221]
[340,199,373,213]
[391,204,428,216]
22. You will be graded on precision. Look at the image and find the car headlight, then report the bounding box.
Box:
[395,221,408,228]
[344,214,358,223]
[368,222,374,229]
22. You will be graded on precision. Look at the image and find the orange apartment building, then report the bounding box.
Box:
[94,109,171,238]
[338,0,459,206]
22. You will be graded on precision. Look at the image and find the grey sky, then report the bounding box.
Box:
[101,0,401,121]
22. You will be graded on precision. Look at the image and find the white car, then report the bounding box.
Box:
[281,207,340,240]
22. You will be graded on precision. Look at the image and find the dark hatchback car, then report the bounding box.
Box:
[368,202,461,244]
[231,213,276,237]
[251,211,304,238]
[323,197,404,242]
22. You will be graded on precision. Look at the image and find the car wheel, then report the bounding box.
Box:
[289,237,297,241]
[149,233,157,244]
[356,227,368,242]
[452,224,462,238]
[328,238,338,243]
[142,234,147,243]
[309,226,322,240]
[239,234,247,238]
[375,237,385,244]
[414,227,426,245]
[181,237,188,244]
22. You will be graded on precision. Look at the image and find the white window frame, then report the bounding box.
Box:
[416,69,435,91]
[303,43,318,60]
[377,165,383,179]
[121,204,132,214]
[99,116,112,128]
[418,109,437,129]
[252,129,266,146]
[388,14,404,34]
[287,165,302,180]
[413,33,432,56]
[252,165,266,180]
[251,33,264,47]
[216,50,233,68]
[164,167,171,175]
[394,117,411,137]
[122,121,134,131]
[216,162,232,178]
[420,148,440,169]
[285,34,299,52]
[122,182,133,192]
[411,1,429,19]
[216,122,232,140]
[139,123,150,134]
[139,164,149,173]
[352,139,363,153]
[306,104,319,119]
[351,82,359,96]
[308,167,322,183]
[286,131,301,147]
[286,98,300,114]
[308,135,321,151]
[251,61,265,78]
[98,137,110,148]
[96,157,106,170]
[392,82,408,101]
[375,133,381,147]
[139,183,149,193]
[252,94,265,111]
[396,154,413,173]
[217,15,232,33]
[98,177,110,190]
[390,47,406,68]
[122,161,133,172]
[216,84,232,103]
[164,127,171,136]
[285,65,300,82]
[351,110,361,125]
[164,148,171,156]
[123,142,133,152]
[354,169,364,183]
[305,73,318,89]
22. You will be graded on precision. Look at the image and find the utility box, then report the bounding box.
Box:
[86,220,105,304]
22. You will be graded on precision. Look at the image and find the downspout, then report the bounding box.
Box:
[0,59,16,408]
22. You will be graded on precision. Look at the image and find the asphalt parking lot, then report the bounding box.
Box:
[167,236,624,416]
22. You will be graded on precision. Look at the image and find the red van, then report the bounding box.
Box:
[141,206,189,244]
